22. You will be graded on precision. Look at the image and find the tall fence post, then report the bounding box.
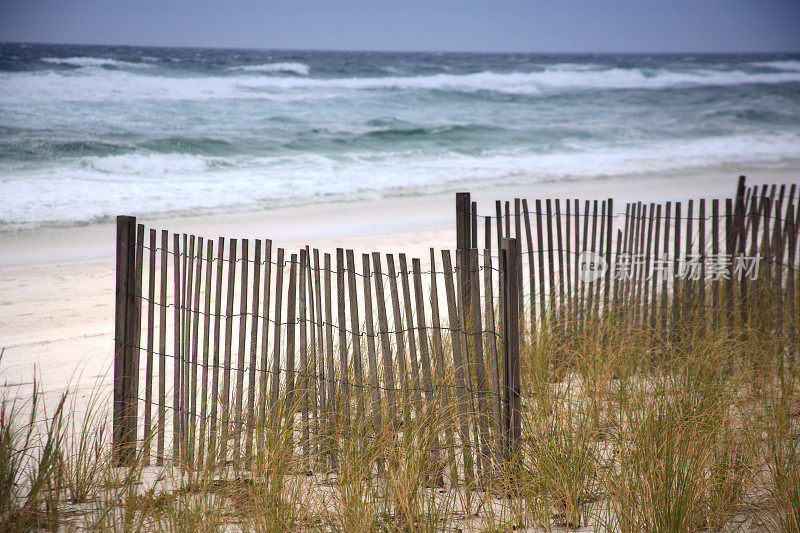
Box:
[500,237,521,468]
[456,192,472,315]
[456,192,472,251]
[733,176,747,326]
[456,192,472,338]
[114,215,138,466]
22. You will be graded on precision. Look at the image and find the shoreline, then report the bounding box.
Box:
[2,167,798,267]
[0,167,797,402]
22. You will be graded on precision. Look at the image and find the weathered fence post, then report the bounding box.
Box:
[500,237,521,467]
[114,215,138,466]
[456,192,472,251]
[733,176,747,326]
[456,193,472,320]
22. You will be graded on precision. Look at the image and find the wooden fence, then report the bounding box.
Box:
[466,177,798,347]
[112,218,523,488]
[113,176,799,489]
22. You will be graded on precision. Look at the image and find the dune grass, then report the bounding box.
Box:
[1,287,799,531]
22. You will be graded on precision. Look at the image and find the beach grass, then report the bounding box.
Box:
[1,288,798,532]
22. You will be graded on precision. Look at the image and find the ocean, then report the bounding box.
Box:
[1,43,799,230]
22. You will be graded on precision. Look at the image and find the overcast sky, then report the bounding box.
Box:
[1,0,799,53]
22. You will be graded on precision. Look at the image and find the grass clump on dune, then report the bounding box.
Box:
[2,290,799,531]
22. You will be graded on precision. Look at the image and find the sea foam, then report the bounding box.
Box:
[750,60,800,71]
[4,67,800,106]
[229,62,311,75]
[40,56,152,69]
[2,132,798,230]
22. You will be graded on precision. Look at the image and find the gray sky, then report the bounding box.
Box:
[1,0,799,53]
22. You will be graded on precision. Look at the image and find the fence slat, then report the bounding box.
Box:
[189,237,202,462]
[711,201,720,322]
[399,254,423,417]
[725,199,735,331]
[612,227,621,311]
[245,240,261,465]
[346,250,365,423]
[285,254,298,429]
[650,205,662,332]
[566,200,572,322]
[752,192,766,321]
[546,199,556,328]
[258,240,273,457]
[698,199,706,322]
[618,204,630,318]
[456,248,483,482]
[472,201,478,249]
[172,233,181,459]
[555,199,565,327]
[387,254,410,423]
[299,248,310,463]
[683,201,693,323]
[589,200,605,327]
[629,203,641,323]
[143,228,156,464]
[336,249,350,429]
[181,234,191,456]
[594,201,605,319]
[198,238,213,464]
[469,248,491,476]
[305,247,319,461]
[495,201,503,251]
[500,238,521,464]
[604,199,613,309]
[442,249,474,487]
[361,253,383,475]
[595,201,605,321]
[672,203,682,335]
[522,199,535,335]
[786,204,797,351]
[132,224,144,452]
[233,239,249,464]
[485,216,492,252]
[505,201,511,245]
[113,215,136,465]
[773,200,784,343]
[412,256,442,485]
[270,248,285,420]
[535,199,547,329]
[761,198,774,323]
[661,203,672,338]
[581,201,591,333]
[482,249,502,458]
[312,249,326,451]
[323,252,336,456]
[429,248,457,486]
[219,238,237,462]
[209,237,224,460]
[641,205,654,330]
[574,200,582,331]
[157,229,168,465]
[372,252,398,429]
[514,199,523,325]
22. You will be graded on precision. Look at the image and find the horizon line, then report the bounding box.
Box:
[4,40,800,56]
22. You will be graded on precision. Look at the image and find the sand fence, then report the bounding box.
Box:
[111,176,799,490]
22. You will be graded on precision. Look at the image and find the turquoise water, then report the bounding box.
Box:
[1,43,799,229]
